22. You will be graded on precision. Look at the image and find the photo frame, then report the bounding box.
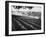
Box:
[5,1,45,36]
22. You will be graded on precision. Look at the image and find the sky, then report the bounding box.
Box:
[12,6,41,12]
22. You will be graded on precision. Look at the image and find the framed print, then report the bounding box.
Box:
[5,1,45,36]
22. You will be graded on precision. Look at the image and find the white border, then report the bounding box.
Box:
[9,3,44,35]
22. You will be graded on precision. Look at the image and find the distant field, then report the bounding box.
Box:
[12,15,41,31]
[12,11,41,19]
